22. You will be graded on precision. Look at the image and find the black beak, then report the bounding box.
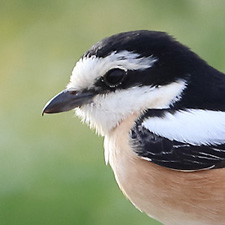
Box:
[42,89,94,116]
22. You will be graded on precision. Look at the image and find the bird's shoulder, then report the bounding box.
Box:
[130,108,225,171]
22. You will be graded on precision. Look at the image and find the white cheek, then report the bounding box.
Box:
[75,80,186,136]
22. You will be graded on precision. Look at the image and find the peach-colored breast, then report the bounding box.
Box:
[104,113,225,225]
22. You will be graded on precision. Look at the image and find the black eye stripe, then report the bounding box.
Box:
[103,68,127,88]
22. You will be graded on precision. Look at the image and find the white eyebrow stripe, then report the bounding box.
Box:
[142,109,225,146]
[107,51,158,70]
[67,50,157,90]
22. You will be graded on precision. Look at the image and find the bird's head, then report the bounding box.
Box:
[43,30,201,135]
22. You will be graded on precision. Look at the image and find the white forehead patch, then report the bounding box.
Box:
[67,51,157,91]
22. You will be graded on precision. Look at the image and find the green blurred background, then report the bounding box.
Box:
[1,0,225,224]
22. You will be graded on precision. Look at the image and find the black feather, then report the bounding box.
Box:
[131,109,225,171]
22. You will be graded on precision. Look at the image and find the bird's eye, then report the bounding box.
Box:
[103,68,127,88]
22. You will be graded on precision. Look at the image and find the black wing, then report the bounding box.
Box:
[130,111,225,171]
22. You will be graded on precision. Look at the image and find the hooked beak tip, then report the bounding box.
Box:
[41,98,56,116]
[42,89,94,116]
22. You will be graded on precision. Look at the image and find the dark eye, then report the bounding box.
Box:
[103,68,127,88]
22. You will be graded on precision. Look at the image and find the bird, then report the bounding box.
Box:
[42,30,225,225]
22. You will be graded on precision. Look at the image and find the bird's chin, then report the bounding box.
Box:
[75,107,108,136]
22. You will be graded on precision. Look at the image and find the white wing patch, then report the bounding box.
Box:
[67,51,157,91]
[142,109,225,146]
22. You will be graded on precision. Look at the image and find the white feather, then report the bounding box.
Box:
[142,109,225,146]
[67,51,157,91]
[76,80,186,136]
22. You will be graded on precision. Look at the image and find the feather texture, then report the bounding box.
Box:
[131,109,225,171]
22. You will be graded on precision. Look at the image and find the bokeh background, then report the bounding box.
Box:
[1,1,225,224]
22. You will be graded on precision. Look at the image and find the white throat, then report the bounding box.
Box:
[75,80,187,136]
